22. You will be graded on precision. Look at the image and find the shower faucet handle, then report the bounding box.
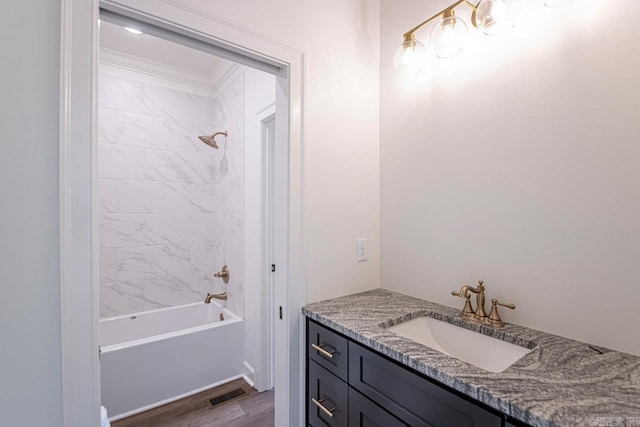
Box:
[214,265,230,284]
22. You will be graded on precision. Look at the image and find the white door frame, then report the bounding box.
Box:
[60,1,306,425]
[258,105,277,392]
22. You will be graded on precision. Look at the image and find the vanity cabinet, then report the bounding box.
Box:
[306,318,526,427]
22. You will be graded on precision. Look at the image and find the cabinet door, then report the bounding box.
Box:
[308,319,349,381]
[349,387,408,427]
[349,342,501,427]
[308,360,348,427]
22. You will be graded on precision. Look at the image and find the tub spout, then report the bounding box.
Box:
[205,292,227,303]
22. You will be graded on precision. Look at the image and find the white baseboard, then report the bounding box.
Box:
[242,361,256,387]
[108,375,243,422]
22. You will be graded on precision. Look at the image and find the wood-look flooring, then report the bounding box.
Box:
[112,379,274,427]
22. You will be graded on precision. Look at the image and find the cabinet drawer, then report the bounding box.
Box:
[349,342,501,427]
[349,387,408,427]
[308,320,348,381]
[308,360,348,427]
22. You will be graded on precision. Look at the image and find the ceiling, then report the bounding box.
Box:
[99,20,232,80]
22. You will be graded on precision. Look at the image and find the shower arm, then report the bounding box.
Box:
[210,131,228,141]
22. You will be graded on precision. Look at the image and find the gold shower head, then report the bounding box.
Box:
[198,131,227,150]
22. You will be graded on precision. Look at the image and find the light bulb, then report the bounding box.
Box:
[474,0,522,35]
[429,13,468,59]
[393,38,427,74]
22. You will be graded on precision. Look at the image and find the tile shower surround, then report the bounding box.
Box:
[98,71,246,319]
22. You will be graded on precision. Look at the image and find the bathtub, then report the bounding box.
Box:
[100,301,243,420]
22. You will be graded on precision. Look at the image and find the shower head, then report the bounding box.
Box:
[198,131,227,150]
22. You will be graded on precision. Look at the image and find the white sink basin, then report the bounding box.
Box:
[386,316,532,373]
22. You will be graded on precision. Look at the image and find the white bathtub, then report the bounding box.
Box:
[100,301,243,420]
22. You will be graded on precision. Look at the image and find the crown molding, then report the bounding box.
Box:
[210,59,242,93]
[99,48,238,96]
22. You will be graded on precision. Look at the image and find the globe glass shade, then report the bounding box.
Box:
[393,39,427,74]
[474,0,522,35]
[429,16,468,59]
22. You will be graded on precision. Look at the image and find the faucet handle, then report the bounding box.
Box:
[451,290,474,316]
[214,265,230,284]
[488,299,515,326]
[494,299,515,310]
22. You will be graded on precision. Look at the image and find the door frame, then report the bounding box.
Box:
[59,1,306,425]
[258,105,277,392]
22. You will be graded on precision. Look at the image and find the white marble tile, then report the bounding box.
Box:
[117,111,194,153]
[220,142,244,181]
[210,176,244,213]
[98,108,118,144]
[117,180,216,213]
[213,213,243,247]
[145,83,213,124]
[190,241,217,272]
[100,282,145,318]
[144,148,219,184]
[212,74,245,144]
[182,272,222,295]
[98,73,146,114]
[98,143,146,180]
[98,70,247,318]
[99,178,118,213]
[100,246,118,284]
[117,244,199,282]
[124,276,203,310]
[100,213,214,250]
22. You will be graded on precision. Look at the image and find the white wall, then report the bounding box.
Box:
[380,0,640,355]
[0,1,64,426]
[149,0,382,303]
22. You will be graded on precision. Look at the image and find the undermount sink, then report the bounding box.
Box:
[386,316,532,373]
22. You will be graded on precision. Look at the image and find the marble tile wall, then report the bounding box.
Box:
[98,70,246,319]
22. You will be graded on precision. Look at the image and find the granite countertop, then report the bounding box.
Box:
[302,289,640,427]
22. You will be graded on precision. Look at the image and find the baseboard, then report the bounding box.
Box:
[242,360,256,387]
[108,375,243,422]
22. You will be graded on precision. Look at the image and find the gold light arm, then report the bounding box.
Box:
[403,0,478,40]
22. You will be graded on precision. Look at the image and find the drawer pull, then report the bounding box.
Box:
[312,397,336,418]
[312,343,336,359]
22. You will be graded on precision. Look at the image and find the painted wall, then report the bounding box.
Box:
[0,1,63,426]
[148,0,382,303]
[380,0,640,355]
[98,66,246,318]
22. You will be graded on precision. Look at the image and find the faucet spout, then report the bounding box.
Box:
[205,292,228,303]
[451,280,487,319]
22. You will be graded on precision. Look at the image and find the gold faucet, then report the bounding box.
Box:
[204,292,227,303]
[451,280,515,327]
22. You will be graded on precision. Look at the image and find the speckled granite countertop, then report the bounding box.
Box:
[302,289,640,427]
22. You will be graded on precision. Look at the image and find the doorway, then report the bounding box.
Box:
[59,1,306,426]
[96,7,278,424]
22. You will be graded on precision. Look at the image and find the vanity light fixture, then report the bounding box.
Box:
[395,0,573,74]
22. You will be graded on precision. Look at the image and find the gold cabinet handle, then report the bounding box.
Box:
[312,397,335,418]
[311,343,335,359]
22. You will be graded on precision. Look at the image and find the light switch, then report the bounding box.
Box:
[357,238,368,262]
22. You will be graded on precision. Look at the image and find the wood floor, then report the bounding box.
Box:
[112,379,274,427]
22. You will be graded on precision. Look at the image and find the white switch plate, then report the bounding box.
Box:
[357,238,368,262]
